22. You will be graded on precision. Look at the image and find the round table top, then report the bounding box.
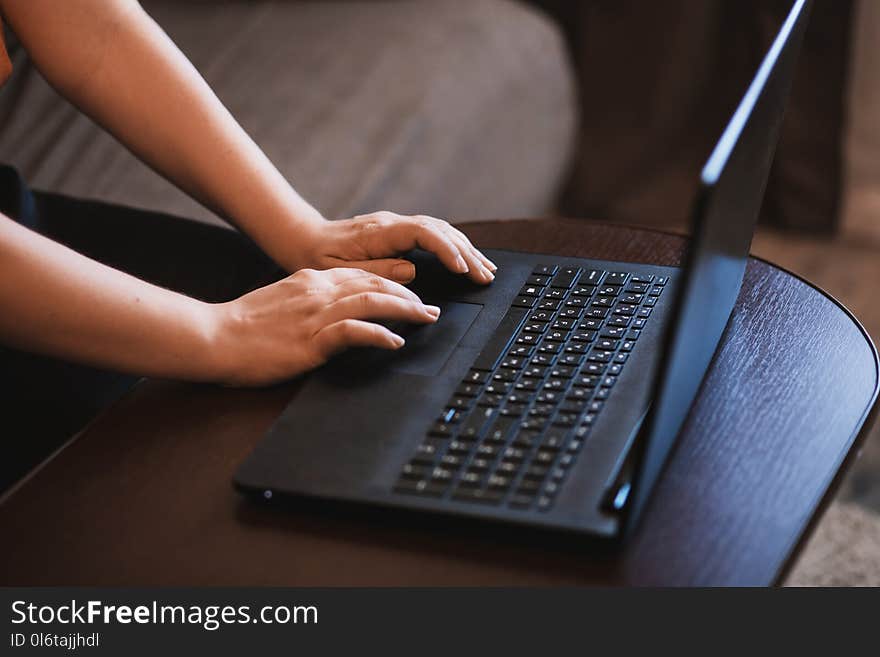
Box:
[0,218,877,586]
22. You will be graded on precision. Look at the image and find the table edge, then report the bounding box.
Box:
[463,218,880,585]
[2,219,877,586]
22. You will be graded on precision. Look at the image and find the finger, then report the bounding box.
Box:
[443,229,494,284]
[334,257,417,284]
[359,218,468,276]
[313,319,405,359]
[414,216,494,281]
[332,272,423,305]
[438,222,497,272]
[320,291,440,326]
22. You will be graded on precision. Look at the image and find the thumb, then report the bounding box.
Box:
[346,258,416,283]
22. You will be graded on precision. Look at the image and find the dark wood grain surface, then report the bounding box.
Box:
[1,219,876,586]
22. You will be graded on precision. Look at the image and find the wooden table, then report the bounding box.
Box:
[1,219,877,586]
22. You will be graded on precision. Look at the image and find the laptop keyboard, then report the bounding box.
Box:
[393,264,666,512]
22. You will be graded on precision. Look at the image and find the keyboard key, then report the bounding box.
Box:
[532,264,558,276]
[431,467,454,482]
[465,370,489,384]
[495,461,520,476]
[631,274,654,283]
[530,310,553,322]
[550,267,580,288]
[401,463,429,479]
[395,479,446,497]
[468,458,492,472]
[518,285,542,297]
[484,381,511,395]
[598,285,620,297]
[486,417,515,443]
[499,403,527,417]
[580,269,605,285]
[523,465,549,480]
[579,318,602,331]
[477,393,504,408]
[530,353,555,366]
[428,422,454,438]
[512,431,541,449]
[488,474,514,490]
[509,494,534,508]
[538,300,560,311]
[527,274,551,286]
[514,378,539,392]
[626,282,649,293]
[605,272,629,285]
[453,488,502,505]
[456,382,481,397]
[447,440,472,455]
[413,443,440,463]
[512,296,537,309]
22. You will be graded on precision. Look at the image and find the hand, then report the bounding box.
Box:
[210,267,440,386]
[291,211,498,285]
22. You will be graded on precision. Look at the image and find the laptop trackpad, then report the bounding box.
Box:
[387,301,482,377]
[320,300,482,381]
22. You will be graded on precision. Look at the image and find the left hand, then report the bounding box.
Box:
[291,212,498,285]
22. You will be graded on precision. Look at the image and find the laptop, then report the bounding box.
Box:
[234,0,811,542]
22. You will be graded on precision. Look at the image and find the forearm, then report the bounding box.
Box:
[0,215,221,381]
[1,0,324,269]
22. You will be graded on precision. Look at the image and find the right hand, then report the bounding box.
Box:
[210,267,440,386]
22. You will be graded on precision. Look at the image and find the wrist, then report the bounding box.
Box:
[187,299,239,384]
[273,212,329,272]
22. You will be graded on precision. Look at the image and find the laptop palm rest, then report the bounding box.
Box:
[234,365,458,500]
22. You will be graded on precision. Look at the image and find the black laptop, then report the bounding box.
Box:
[234,0,811,541]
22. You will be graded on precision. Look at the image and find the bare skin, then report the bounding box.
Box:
[0,0,497,386]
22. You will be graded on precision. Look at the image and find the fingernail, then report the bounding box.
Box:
[391,334,405,348]
[482,266,495,282]
[425,305,441,317]
[392,262,415,282]
[487,260,498,272]
[455,255,469,273]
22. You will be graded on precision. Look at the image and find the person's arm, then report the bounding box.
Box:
[0,214,440,386]
[0,0,497,284]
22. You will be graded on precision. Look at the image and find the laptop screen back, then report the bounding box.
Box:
[622,0,813,533]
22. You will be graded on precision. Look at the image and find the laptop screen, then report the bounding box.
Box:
[622,0,812,533]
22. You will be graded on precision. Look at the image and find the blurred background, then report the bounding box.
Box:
[0,0,878,582]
